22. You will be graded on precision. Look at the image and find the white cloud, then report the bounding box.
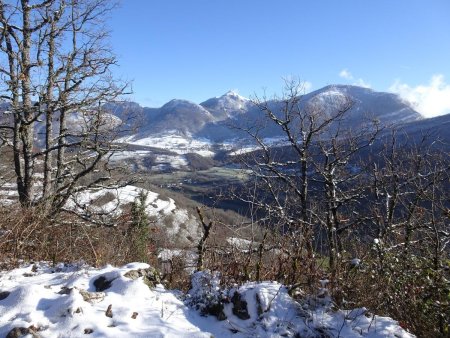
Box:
[339,69,352,80]
[389,74,450,118]
[353,78,371,89]
[338,69,371,88]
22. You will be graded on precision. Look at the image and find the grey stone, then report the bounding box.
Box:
[231,291,250,320]
[124,267,161,288]
[93,276,113,292]
[0,291,10,301]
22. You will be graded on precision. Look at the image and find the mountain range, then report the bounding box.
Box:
[118,85,422,143]
[104,84,450,171]
[3,84,447,172]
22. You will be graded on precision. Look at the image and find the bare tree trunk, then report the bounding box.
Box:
[18,0,35,205]
[43,14,58,200]
[196,206,213,271]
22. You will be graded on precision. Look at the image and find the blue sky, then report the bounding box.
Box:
[109,0,450,117]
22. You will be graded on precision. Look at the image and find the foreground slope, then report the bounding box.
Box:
[0,263,414,338]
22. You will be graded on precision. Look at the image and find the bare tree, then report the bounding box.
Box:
[236,79,366,284]
[311,118,380,280]
[0,0,131,214]
[369,131,450,268]
[360,131,450,335]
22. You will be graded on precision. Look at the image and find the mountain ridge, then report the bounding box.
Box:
[117,84,423,143]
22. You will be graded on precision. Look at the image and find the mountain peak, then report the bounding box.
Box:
[220,90,249,101]
[164,99,196,107]
[200,90,250,120]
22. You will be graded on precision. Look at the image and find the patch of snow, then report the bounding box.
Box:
[0,263,210,337]
[157,249,183,261]
[66,185,170,218]
[64,185,201,245]
[155,154,188,168]
[0,182,16,189]
[110,150,152,161]
[226,237,258,252]
[120,134,214,157]
[228,136,289,156]
[0,190,18,197]
[351,258,361,267]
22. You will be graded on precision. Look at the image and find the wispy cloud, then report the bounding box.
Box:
[338,69,371,88]
[353,78,371,88]
[389,74,450,118]
[339,69,352,80]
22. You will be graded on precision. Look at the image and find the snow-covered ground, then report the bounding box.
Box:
[228,136,290,156]
[66,185,201,246]
[110,150,152,161]
[66,185,175,218]
[113,133,216,171]
[0,262,414,337]
[0,183,202,246]
[120,133,215,157]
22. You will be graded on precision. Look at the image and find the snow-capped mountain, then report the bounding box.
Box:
[104,85,432,171]
[306,85,421,124]
[3,85,435,172]
[124,85,422,142]
[200,90,251,120]
[141,99,215,136]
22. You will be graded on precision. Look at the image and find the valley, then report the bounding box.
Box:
[0,1,448,335]
[1,83,448,338]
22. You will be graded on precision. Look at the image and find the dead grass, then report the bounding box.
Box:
[0,205,157,269]
[0,203,447,337]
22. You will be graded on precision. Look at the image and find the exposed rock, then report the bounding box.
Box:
[0,290,10,300]
[231,291,250,320]
[93,276,114,291]
[131,312,138,319]
[58,286,72,295]
[124,267,160,288]
[105,304,113,318]
[84,328,94,334]
[78,288,106,304]
[205,302,226,321]
[6,327,28,338]
[6,326,40,338]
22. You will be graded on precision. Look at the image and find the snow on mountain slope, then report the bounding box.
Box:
[195,85,423,143]
[66,185,174,217]
[200,90,251,120]
[306,85,422,124]
[139,99,216,136]
[105,85,426,163]
[121,133,214,157]
[33,110,123,148]
[0,183,201,245]
[0,262,415,338]
[66,185,201,246]
[115,133,215,171]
